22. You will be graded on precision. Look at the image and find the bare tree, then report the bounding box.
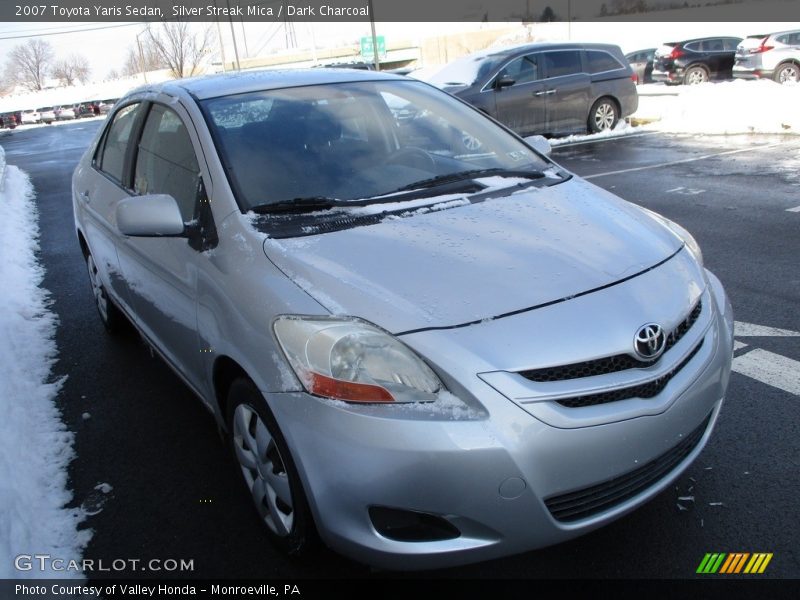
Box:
[6,39,54,91]
[106,68,120,80]
[145,22,216,79]
[52,54,91,86]
[122,38,166,77]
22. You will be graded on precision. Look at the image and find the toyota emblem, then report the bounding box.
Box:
[634,323,667,360]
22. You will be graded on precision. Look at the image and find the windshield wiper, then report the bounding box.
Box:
[396,168,545,192]
[249,197,348,214]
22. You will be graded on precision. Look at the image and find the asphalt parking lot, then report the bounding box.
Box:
[1,121,798,579]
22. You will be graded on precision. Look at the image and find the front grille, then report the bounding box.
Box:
[520,300,702,383]
[556,340,703,408]
[545,412,711,523]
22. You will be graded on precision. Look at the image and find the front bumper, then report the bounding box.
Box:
[265,271,734,570]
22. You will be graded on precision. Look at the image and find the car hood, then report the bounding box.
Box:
[262,178,685,334]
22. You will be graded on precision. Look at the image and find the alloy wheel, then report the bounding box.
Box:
[593,102,616,131]
[778,65,799,83]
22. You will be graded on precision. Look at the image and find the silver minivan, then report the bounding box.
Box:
[427,42,638,135]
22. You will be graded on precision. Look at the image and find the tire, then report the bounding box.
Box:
[683,66,708,85]
[226,378,315,556]
[774,62,800,84]
[588,97,618,133]
[85,253,124,333]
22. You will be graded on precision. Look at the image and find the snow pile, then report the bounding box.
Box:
[535,121,644,147]
[0,145,89,578]
[650,79,800,135]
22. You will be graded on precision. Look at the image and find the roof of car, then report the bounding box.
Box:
[128,68,408,101]
[473,41,624,59]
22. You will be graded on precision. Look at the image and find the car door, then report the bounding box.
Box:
[79,102,144,316]
[702,38,728,77]
[491,53,549,135]
[115,100,211,392]
[541,50,591,133]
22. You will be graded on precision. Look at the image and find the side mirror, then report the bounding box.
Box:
[116,194,185,237]
[527,135,552,157]
[495,75,516,89]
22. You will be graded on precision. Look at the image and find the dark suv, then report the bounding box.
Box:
[428,42,638,136]
[652,37,742,85]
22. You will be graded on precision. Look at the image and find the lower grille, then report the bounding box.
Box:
[544,412,711,523]
[556,340,704,408]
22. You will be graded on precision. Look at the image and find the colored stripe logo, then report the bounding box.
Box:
[697,553,773,574]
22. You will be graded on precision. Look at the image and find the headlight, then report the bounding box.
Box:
[274,317,443,404]
[641,207,704,268]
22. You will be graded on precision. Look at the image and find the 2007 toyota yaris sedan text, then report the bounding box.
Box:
[72,69,734,569]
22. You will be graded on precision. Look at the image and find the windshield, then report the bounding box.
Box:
[427,53,504,88]
[200,79,548,211]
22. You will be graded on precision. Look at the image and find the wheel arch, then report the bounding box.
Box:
[212,355,252,429]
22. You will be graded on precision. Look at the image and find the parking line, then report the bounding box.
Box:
[787,205,800,213]
[733,349,800,396]
[583,142,787,180]
[735,321,800,337]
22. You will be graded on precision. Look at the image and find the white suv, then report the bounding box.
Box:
[733,30,800,83]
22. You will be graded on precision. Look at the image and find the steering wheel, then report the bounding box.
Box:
[386,147,437,172]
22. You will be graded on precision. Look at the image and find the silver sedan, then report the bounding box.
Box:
[72,69,733,569]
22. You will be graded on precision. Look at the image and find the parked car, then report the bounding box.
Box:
[733,30,800,83]
[652,37,742,85]
[55,106,76,120]
[19,109,40,124]
[37,107,56,124]
[73,104,94,118]
[73,69,733,569]
[626,48,655,84]
[0,113,16,129]
[427,42,638,136]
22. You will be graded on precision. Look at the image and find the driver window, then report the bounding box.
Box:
[134,105,201,222]
[498,55,541,86]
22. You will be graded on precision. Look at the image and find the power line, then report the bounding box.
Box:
[0,22,139,41]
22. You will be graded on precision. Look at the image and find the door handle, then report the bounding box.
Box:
[79,190,90,202]
[534,90,557,96]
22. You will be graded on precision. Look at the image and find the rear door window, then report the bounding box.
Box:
[543,50,583,78]
[586,50,624,73]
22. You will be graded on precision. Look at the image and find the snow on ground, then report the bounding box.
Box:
[644,79,800,135]
[0,145,89,578]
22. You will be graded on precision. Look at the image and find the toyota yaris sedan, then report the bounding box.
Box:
[72,69,733,569]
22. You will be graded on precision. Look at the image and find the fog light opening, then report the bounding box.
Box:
[369,506,461,542]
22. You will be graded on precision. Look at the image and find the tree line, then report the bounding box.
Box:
[2,22,216,95]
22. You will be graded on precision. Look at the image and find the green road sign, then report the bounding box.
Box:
[360,35,386,59]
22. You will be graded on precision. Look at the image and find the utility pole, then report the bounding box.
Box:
[226,0,241,70]
[368,0,379,70]
[136,29,148,83]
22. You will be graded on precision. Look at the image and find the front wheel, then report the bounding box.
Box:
[227,378,315,555]
[588,98,618,133]
[774,63,799,84]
